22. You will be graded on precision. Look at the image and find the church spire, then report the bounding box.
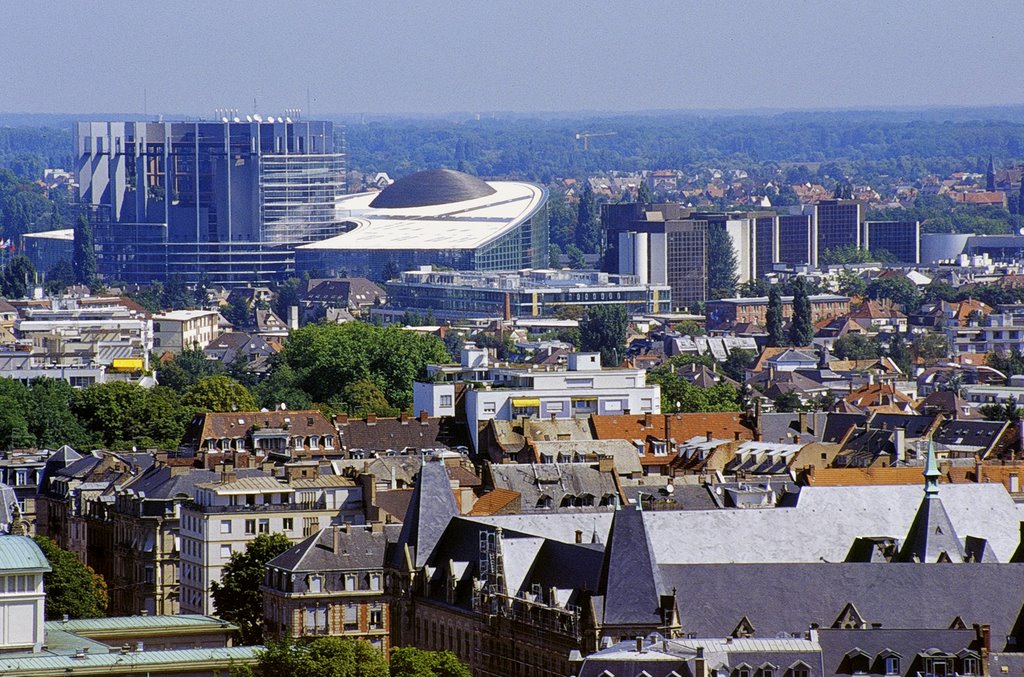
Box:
[923,439,940,496]
[987,155,996,192]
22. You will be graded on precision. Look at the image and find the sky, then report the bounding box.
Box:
[2,1,1024,117]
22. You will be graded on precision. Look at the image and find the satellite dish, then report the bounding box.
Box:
[285,117,292,123]
[232,117,240,123]
[245,115,253,122]
[267,116,275,123]
[221,117,229,123]
[253,114,263,122]
[1018,227,1024,236]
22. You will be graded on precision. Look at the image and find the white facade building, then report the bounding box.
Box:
[414,350,660,452]
[153,310,222,354]
[0,536,49,653]
[178,470,364,615]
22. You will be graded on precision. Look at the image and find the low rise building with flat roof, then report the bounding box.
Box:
[706,293,850,331]
[153,309,221,354]
[380,267,670,322]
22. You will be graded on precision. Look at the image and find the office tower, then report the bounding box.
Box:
[776,214,813,266]
[603,202,706,310]
[75,119,345,286]
[751,212,777,278]
[812,199,861,266]
[862,220,921,264]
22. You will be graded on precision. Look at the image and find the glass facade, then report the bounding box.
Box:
[863,220,920,264]
[753,215,775,277]
[75,120,345,286]
[814,199,861,264]
[665,220,707,309]
[294,190,548,281]
[777,214,812,266]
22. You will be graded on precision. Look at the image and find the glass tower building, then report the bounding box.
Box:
[75,119,346,286]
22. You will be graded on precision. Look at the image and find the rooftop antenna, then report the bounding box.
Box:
[306,87,311,119]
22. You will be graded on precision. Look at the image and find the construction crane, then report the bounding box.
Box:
[575,131,616,151]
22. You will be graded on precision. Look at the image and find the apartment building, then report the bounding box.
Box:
[153,310,221,354]
[178,467,364,615]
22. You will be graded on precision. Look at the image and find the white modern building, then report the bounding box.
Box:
[153,310,221,354]
[414,349,661,452]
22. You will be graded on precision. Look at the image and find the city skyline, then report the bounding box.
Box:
[3,1,1024,116]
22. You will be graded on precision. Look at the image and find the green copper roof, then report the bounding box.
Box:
[0,536,51,572]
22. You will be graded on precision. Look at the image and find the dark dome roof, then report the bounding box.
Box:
[369,168,497,209]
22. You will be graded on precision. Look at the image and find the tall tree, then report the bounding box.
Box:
[237,637,389,677]
[706,224,738,299]
[72,214,97,286]
[181,374,257,413]
[580,304,627,367]
[575,181,602,254]
[788,276,814,346]
[637,180,654,205]
[765,285,785,347]
[1,255,35,299]
[34,536,107,619]
[390,647,473,677]
[211,533,291,645]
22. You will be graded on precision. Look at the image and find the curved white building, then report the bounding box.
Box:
[295,169,548,279]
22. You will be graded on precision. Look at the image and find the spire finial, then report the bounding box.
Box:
[924,439,940,496]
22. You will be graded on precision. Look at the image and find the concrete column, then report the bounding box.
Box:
[649,232,667,284]
[634,231,649,284]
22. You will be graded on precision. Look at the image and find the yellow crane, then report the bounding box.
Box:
[575,130,617,151]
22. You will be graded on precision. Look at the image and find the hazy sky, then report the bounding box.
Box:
[3,1,1023,116]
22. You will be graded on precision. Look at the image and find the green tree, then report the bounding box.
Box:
[834,268,867,298]
[157,347,225,393]
[565,243,586,269]
[238,637,389,677]
[866,276,922,310]
[34,535,107,619]
[832,334,880,361]
[45,259,75,295]
[980,396,1024,422]
[71,382,187,450]
[442,332,465,362]
[788,277,813,347]
[25,378,92,449]
[72,214,97,286]
[282,322,450,408]
[637,181,654,205]
[160,274,195,310]
[211,533,291,645]
[223,296,252,328]
[548,243,562,268]
[253,362,313,411]
[546,189,577,249]
[913,332,950,361]
[340,379,393,416]
[765,285,785,347]
[579,304,627,367]
[1,255,35,299]
[181,375,257,413]
[390,646,472,677]
[773,390,804,413]
[575,181,602,254]
[706,224,738,299]
[721,349,757,382]
[673,320,704,336]
[0,394,34,449]
[273,277,303,325]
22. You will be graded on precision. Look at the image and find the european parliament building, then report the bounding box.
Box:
[75,119,347,286]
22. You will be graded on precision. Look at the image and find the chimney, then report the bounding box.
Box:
[598,457,615,473]
[288,305,299,331]
[575,529,583,544]
[706,430,713,442]
[390,465,397,490]
[894,428,906,464]
[366,413,377,424]
[337,413,348,425]
[644,412,652,427]
[695,646,706,677]
[419,410,429,423]
[636,636,644,653]
[734,431,741,441]
[399,411,408,424]
[794,434,801,445]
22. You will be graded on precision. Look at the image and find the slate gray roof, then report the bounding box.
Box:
[391,459,458,569]
[599,506,666,627]
[663,562,1024,650]
[818,628,981,677]
[472,483,1024,564]
[121,466,219,500]
[933,419,1006,452]
[269,525,396,572]
[869,413,938,439]
[486,462,621,512]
